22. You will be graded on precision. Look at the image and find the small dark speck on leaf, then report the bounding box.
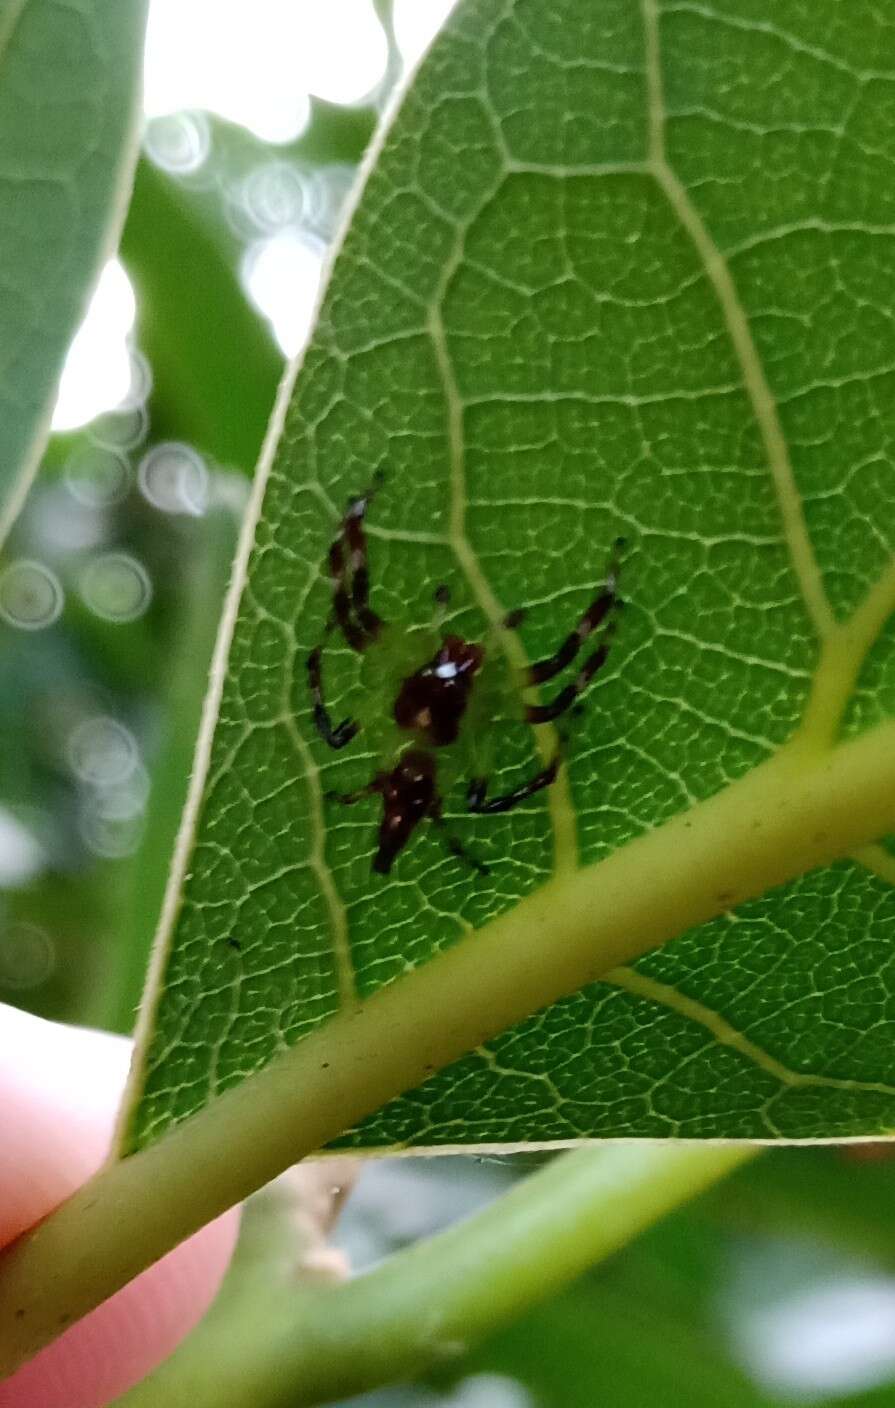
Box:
[716,891,734,904]
[14,1308,24,1319]
[226,938,241,951]
[321,1062,330,1069]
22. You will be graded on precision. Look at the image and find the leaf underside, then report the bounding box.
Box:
[0,0,146,539]
[125,0,895,1151]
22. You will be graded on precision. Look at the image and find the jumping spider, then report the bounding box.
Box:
[307,479,624,876]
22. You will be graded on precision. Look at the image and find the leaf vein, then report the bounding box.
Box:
[428,200,579,874]
[608,966,895,1099]
[645,0,834,639]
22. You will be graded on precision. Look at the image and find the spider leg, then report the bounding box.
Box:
[467,753,560,815]
[309,477,388,748]
[528,537,624,685]
[430,582,452,634]
[429,800,490,874]
[325,774,385,805]
[325,475,387,654]
[344,492,384,641]
[328,538,369,653]
[307,638,361,750]
[525,622,618,725]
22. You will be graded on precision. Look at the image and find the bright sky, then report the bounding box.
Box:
[53,0,459,433]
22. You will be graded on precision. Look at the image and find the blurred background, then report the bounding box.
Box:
[4,4,895,1405]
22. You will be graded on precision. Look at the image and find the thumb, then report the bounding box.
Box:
[0,1005,240,1408]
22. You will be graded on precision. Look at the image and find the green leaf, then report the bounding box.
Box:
[120,155,282,473]
[0,0,147,541]
[122,0,895,1156]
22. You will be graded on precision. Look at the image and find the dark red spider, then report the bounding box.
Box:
[307,481,623,875]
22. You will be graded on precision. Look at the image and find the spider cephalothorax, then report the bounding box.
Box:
[393,636,484,746]
[307,482,623,876]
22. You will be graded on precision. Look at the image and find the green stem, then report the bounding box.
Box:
[3,721,895,1375]
[120,1144,756,1408]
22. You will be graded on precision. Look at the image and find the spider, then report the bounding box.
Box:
[307,478,624,876]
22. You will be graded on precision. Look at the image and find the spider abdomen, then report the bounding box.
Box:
[374,749,437,874]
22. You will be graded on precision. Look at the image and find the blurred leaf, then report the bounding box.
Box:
[450,1272,773,1408]
[288,96,379,167]
[120,102,379,473]
[706,1147,895,1266]
[120,157,281,473]
[0,0,147,542]
[448,1150,895,1408]
[0,873,116,1026]
[102,506,240,1033]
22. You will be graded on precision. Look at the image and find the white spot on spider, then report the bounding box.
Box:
[435,661,459,679]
